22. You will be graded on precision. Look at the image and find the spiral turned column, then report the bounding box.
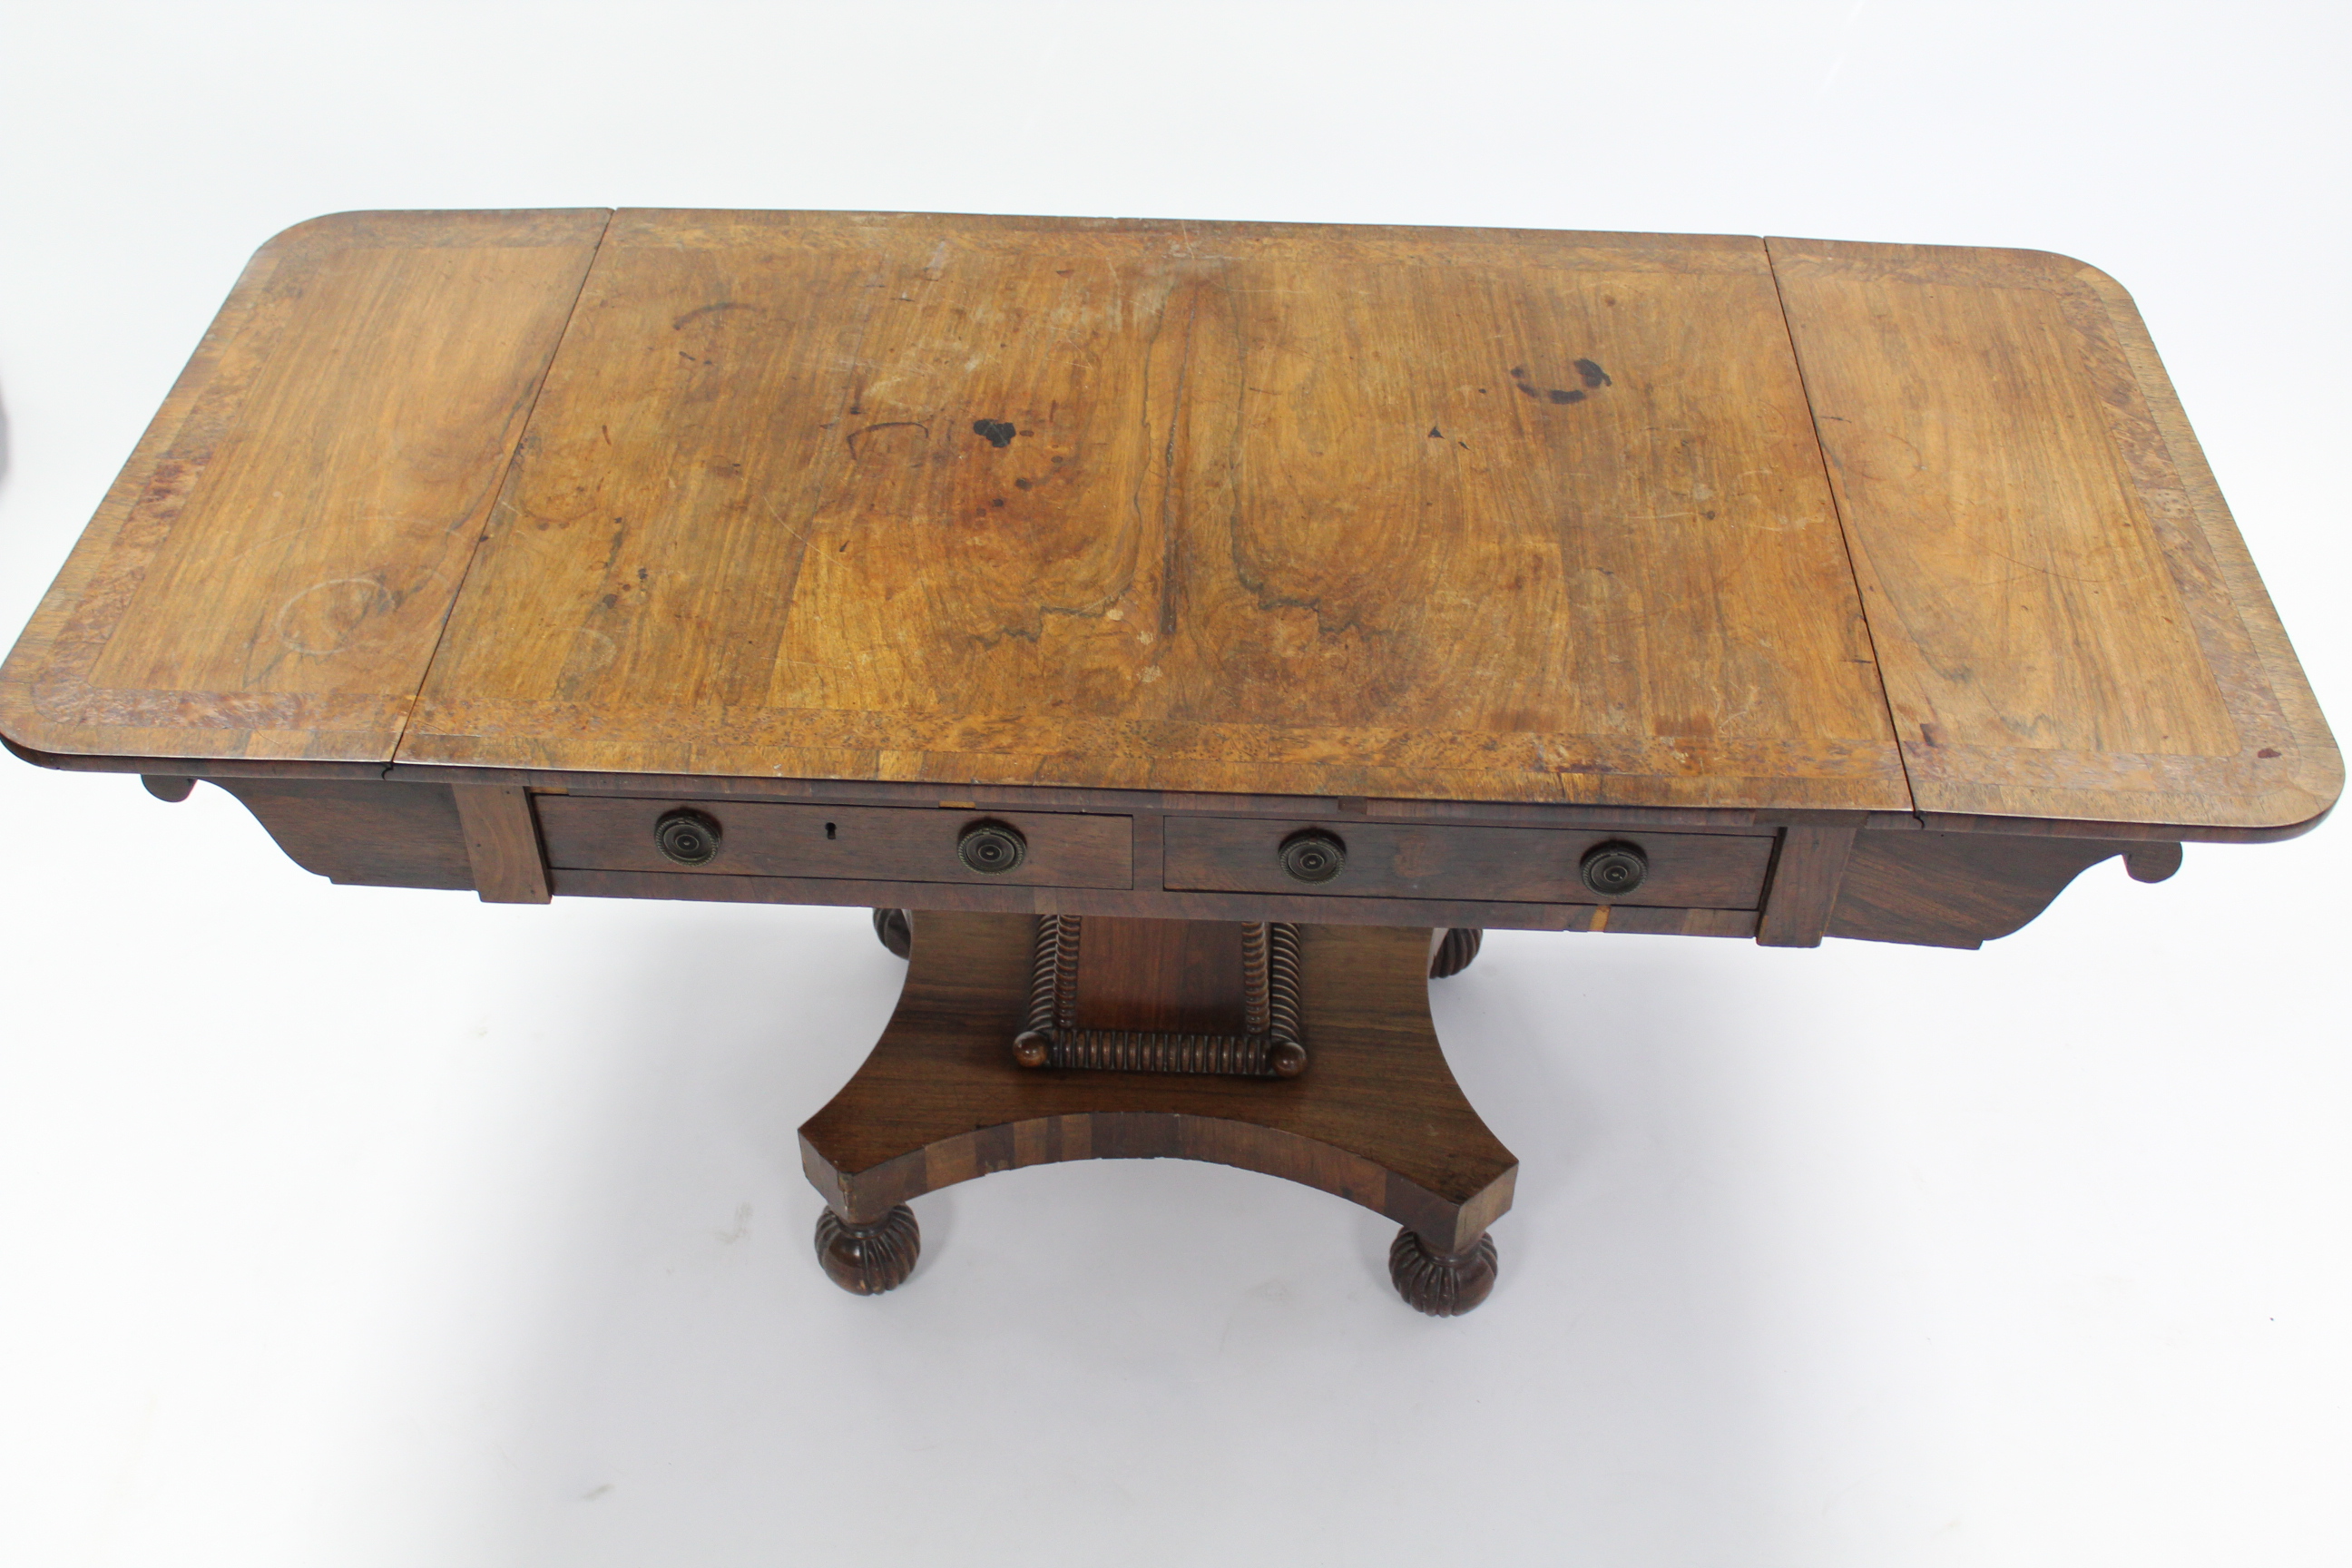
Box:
[1014,915,1306,1077]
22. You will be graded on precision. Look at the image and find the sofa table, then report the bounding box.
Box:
[3,209,2335,1314]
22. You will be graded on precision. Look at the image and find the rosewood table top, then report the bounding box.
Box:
[4,209,2334,842]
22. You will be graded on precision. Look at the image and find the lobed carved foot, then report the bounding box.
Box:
[871,907,912,958]
[815,1204,920,1294]
[1429,927,1484,978]
[1388,1227,1499,1316]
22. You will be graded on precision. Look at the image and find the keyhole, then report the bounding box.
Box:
[825,822,837,839]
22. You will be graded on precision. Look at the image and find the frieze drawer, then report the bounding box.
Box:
[1161,818,1774,906]
[537,797,1132,888]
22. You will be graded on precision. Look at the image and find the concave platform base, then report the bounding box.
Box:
[798,913,1517,1313]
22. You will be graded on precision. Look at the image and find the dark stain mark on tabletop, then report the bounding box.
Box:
[1509,361,1612,406]
[972,418,1018,448]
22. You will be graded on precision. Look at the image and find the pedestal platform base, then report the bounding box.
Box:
[801,913,1518,1313]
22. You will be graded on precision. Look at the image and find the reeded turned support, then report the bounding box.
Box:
[1010,914,1308,1078]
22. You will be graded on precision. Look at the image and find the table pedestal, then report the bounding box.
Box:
[798,912,1518,1315]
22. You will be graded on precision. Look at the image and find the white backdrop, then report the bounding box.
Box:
[1,5,2345,1564]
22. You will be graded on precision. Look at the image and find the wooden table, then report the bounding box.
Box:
[4,210,2336,1314]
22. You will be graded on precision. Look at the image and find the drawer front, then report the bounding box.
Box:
[537,797,1132,888]
[1162,818,1772,907]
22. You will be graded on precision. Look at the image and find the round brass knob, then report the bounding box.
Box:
[1279,828,1347,883]
[957,820,1027,874]
[655,807,721,866]
[1579,840,1647,896]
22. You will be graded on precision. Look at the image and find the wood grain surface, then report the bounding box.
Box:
[1771,237,2339,833]
[211,778,475,890]
[1827,830,2146,949]
[1072,917,1250,1034]
[1162,816,1773,907]
[202,769,2116,951]
[452,785,551,903]
[3,210,2334,845]
[534,795,1132,887]
[1754,824,1859,947]
[544,865,1765,936]
[399,211,1906,810]
[0,210,608,763]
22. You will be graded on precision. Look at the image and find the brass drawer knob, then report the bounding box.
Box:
[1579,841,1647,896]
[1279,828,1347,883]
[957,820,1027,874]
[655,807,721,866]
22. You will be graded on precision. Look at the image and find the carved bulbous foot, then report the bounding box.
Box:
[871,907,912,958]
[1388,1227,1498,1316]
[815,1204,920,1294]
[1429,927,1484,978]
